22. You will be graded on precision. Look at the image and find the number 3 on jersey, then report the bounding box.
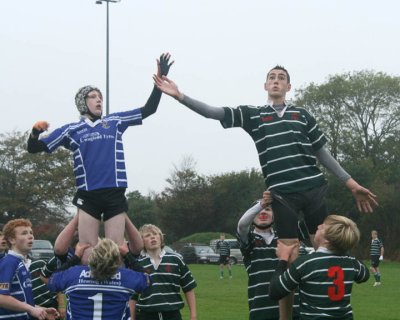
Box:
[327,266,345,301]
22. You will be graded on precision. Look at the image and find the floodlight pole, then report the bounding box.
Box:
[95,0,121,116]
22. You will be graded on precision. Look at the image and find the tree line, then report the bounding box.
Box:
[1,70,399,260]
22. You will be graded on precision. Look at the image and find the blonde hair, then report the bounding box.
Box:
[3,219,32,247]
[88,238,121,281]
[324,215,360,254]
[139,224,165,251]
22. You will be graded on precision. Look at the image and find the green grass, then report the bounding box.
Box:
[181,261,400,320]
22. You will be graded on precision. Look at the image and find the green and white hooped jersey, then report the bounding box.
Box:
[221,104,327,193]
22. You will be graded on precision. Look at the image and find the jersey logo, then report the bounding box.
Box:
[0,283,9,290]
[291,113,300,121]
[261,116,273,122]
[77,198,84,205]
[102,121,110,129]
[165,265,172,273]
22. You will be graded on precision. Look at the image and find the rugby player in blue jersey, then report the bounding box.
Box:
[27,53,173,264]
[48,238,150,320]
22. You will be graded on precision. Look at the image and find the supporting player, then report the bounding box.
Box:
[47,238,150,319]
[269,214,369,319]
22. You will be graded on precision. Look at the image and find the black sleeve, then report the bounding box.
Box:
[123,252,144,272]
[269,260,290,300]
[140,86,162,120]
[56,254,81,271]
[27,134,48,153]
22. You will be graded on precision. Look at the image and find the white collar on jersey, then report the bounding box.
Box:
[82,117,102,127]
[254,229,275,245]
[316,247,334,254]
[267,100,294,118]
[8,250,32,268]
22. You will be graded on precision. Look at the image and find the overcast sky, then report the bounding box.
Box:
[2,0,400,195]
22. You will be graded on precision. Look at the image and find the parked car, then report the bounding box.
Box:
[30,240,54,261]
[179,245,219,264]
[164,245,183,260]
[210,238,243,265]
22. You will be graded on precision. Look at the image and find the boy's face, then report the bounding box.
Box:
[9,226,34,255]
[264,69,291,101]
[371,231,377,239]
[86,90,103,117]
[0,235,7,252]
[253,207,273,228]
[142,230,161,251]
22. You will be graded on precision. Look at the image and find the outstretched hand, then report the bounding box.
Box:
[347,180,378,213]
[153,75,183,100]
[157,52,174,77]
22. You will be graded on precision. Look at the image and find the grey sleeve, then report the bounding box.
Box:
[315,147,351,183]
[180,94,225,120]
[237,202,263,244]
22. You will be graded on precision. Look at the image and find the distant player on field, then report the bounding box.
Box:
[216,233,232,279]
[370,230,384,286]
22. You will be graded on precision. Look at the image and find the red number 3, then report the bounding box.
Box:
[327,266,345,301]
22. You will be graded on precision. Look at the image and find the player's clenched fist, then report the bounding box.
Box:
[31,121,49,137]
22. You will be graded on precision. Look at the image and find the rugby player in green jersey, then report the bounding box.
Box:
[269,215,369,319]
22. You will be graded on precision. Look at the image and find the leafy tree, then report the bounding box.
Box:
[156,156,213,242]
[208,169,265,235]
[296,70,400,163]
[295,71,400,260]
[126,190,159,227]
[0,131,74,226]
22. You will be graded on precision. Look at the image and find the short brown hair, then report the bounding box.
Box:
[3,219,32,247]
[88,238,122,281]
[267,65,290,83]
[324,215,360,254]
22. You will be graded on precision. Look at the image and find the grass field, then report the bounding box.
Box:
[180,261,400,320]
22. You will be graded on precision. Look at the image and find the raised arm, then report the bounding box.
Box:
[54,213,79,256]
[125,215,143,255]
[140,53,174,119]
[153,75,225,120]
[237,201,262,243]
[27,121,49,153]
[315,147,378,213]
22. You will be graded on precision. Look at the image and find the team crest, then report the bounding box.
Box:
[102,121,110,129]
[165,265,172,273]
[291,113,300,121]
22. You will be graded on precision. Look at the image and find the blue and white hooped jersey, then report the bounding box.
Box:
[0,254,34,320]
[41,109,142,191]
[48,265,149,320]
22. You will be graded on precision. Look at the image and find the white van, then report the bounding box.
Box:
[210,238,243,265]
